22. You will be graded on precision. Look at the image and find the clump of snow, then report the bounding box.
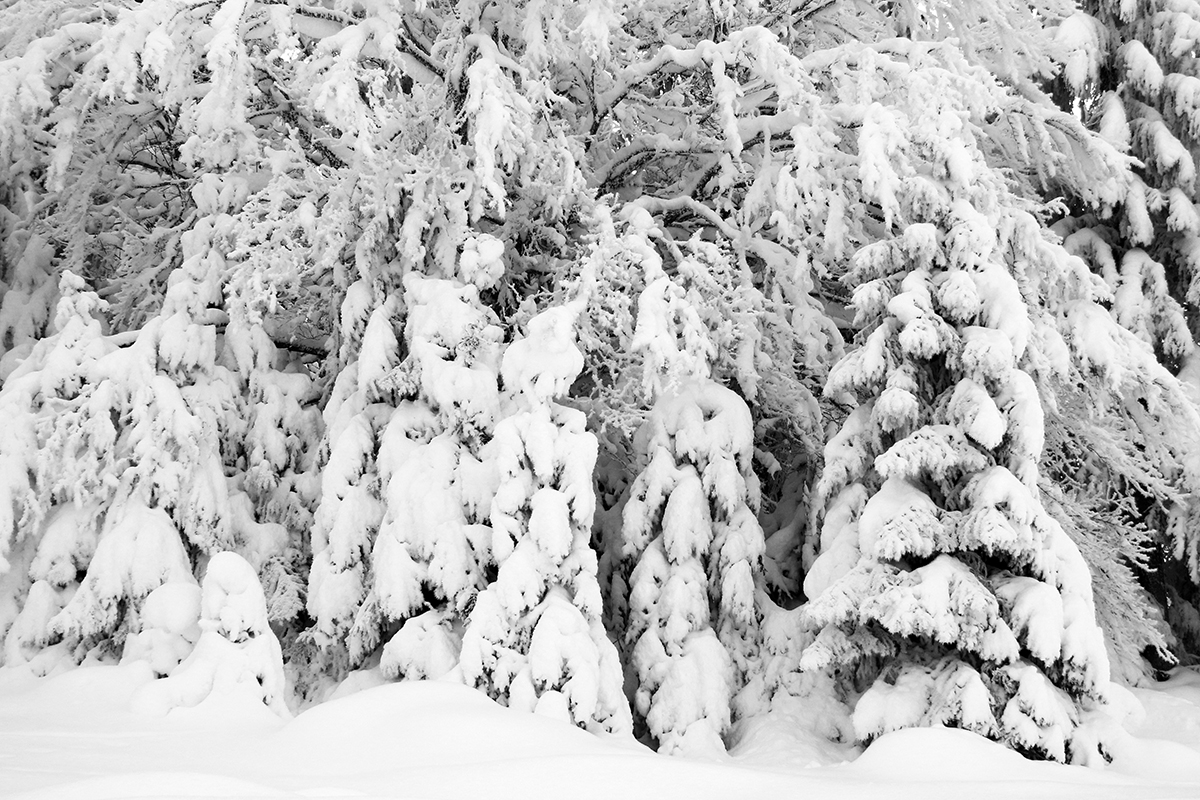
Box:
[1055,13,1109,93]
[500,306,584,403]
[122,582,201,678]
[1119,40,1164,97]
[381,609,461,681]
[459,233,506,289]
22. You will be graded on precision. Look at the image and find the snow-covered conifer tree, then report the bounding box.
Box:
[0,0,319,673]
[371,265,504,681]
[305,280,398,673]
[0,271,119,667]
[801,124,1115,761]
[460,302,630,734]
[0,195,246,667]
[39,176,247,665]
[620,379,767,755]
[223,174,326,630]
[310,266,505,681]
[299,0,596,684]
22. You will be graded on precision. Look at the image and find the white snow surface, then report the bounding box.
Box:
[1,665,1200,799]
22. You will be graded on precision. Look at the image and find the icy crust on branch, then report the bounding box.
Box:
[620,381,766,755]
[460,305,629,735]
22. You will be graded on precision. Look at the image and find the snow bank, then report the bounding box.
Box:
[2,665,1200,800]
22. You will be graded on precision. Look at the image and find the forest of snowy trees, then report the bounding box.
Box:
[2,0,1200,766]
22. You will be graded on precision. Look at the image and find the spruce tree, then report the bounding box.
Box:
[460,302,631,734]
[801,121,1114,763]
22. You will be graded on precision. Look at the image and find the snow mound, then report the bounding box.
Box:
[851,726,1075,781]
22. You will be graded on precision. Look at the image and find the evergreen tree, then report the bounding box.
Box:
[621,379,766,754]
[372,270,504,681]
[460,302,631,733]
[799,88,1115,761]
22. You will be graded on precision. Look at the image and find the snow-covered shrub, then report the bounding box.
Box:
[134,552,290,716]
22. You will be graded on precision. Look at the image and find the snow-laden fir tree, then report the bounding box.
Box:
[601,210,773,754]
[309,264,504,681]
[304,279,399,673]
[371,267,505,681]
[0,0,326,674]
[800,117,1115,762]
[806,0,1196,681]
[222,246,323,632]
[299,0,603,688]
[459,300,630,733]
[0,271,121,667]
[0,177,254,671]
[621,379,767,755]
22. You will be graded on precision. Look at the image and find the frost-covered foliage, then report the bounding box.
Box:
[2,0,1200,764]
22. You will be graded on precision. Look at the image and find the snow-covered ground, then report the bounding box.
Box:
[2,665,1200,800]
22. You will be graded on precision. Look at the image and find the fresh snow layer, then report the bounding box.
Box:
[2,664,1200,800]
